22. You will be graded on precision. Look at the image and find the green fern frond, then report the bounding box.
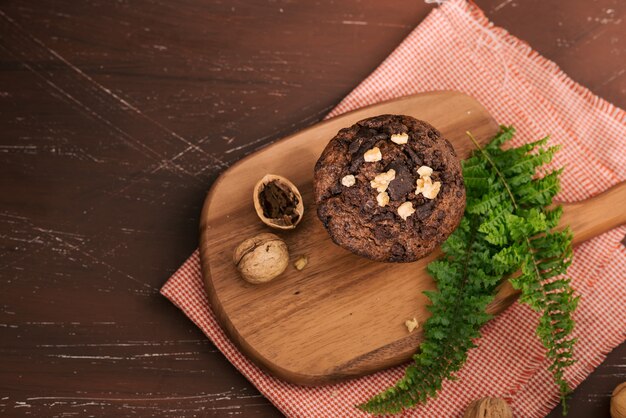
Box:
[358,126,578,415]
[470,128,578,414]
[485,124,516,149]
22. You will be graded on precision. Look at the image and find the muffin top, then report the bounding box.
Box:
[313,114,465,262]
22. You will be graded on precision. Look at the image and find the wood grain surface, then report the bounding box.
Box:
[0,0,624,416]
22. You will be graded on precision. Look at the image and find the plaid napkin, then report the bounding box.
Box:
[161,1,626,416]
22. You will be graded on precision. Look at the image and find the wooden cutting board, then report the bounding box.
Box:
[199,91,626,386]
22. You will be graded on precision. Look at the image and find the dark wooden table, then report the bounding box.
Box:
[1,0,624,416]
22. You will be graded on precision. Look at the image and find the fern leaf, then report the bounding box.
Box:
[358,126,578,415]
[472,130,578,414]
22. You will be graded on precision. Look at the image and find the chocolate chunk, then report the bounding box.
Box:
[391,242,406,256]
[374,226,395,241]
[414,200,435,220]
[372,211,395,222]
[385,121,408,135]
[349,136,380,171]
[348,137,364,155]
[404,146,423,166]
[386,161,416,201]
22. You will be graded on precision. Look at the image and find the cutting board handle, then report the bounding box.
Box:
[561,182,626,246]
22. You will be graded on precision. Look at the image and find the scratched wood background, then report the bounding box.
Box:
[0,0,624,417]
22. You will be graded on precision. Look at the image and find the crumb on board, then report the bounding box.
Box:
[294,255,308,271]
[405,317,419,333]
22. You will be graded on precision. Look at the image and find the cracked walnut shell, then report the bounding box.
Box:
[253,174,304,230]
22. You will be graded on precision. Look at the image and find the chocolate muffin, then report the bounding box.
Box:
[313,115,465,262]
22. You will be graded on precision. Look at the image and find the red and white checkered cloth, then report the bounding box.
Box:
[162,1,626,416]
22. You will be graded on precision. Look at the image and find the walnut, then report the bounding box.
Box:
[233,233,289,284]
[253,174,304,230]
[397,201,415,220]
[390,133,409,144]
[405,318,419,333]
[422,180,441,199]
[370,169,396,192]
[612,382,626,418]
[415,167,441,199]
[376,191,390,207]
[341,174,356,187]
[463,397,513,418]
[294,255,308,271]
[364,147,382,162]
[417,165,433,177]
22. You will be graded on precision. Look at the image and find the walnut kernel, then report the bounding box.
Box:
[370,169,396,192]
[294,255,308,271]
[364,147,382,162]
[341,174,356,187]
[397,201,415,220]
[422,181,441,199]
[390,133,409,144]
[415,166,442,199]
[416,176,441,199]
[417,165,433,177]
[405,318,419,333]
[376,191,390,207]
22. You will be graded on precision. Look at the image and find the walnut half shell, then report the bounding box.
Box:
[253,174,304,230]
